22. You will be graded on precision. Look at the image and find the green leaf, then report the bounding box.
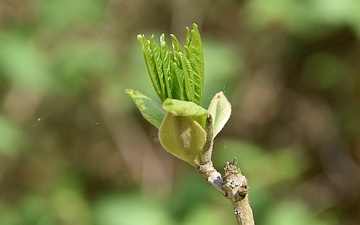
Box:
[208,92,231,138]
[170,61,185,100]
[137,24,204,106]
[159,34,172,99]
[185,24,204,105]
[137,35,164,101]
[170,34,183,54]
[150,36,166,100]
[158,112,207,167]
[125,89,165,129]
[162,99,208,128]
[174,51,194,102]
[183,53,196,103]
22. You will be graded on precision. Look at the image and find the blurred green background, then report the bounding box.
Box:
[1,0,360,224]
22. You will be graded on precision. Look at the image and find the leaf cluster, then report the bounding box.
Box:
[137,23,204,105]
[126,89,231,167]
[127,24,232,168]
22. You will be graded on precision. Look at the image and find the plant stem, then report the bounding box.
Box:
[223,159,254,225]
[198,161,227,196]
[198,159,255,225]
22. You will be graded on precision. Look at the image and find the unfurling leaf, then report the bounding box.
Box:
[128,24,231,168]
[184,24,204,105]
[125,89,165,129]
[137,35,165,101]
[158,112,207,167]
[162,98,208,128]
[136,24,204,105]
[208,92,232,138]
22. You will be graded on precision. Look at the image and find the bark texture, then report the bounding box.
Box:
[198,159,255,225]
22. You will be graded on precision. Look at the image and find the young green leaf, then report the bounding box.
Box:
[175,51,195,102]
[158,112,207,167]
[184,24,204,105]
[170,34,183,54]
[160,34,172,99]
[208,92,232,138]
[137,24,204,106]
[125,89,165,129]
[170,61,185,101]
[150,36,166,100]
[162,98,208,128]
[137,35,165,101]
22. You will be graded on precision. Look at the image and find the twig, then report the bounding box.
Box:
[223,159,254,225]
[198,161,227,196]
[198,159,255,225]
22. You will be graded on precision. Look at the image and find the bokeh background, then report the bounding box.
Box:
[1,0,360,224]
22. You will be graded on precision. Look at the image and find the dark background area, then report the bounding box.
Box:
[1,0,360,224]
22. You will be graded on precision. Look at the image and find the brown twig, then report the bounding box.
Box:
[198,159,255,225]
[223,159,254,225]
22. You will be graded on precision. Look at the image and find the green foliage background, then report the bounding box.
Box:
[1,0,360,224]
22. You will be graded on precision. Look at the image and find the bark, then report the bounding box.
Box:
[198,159,255,225]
